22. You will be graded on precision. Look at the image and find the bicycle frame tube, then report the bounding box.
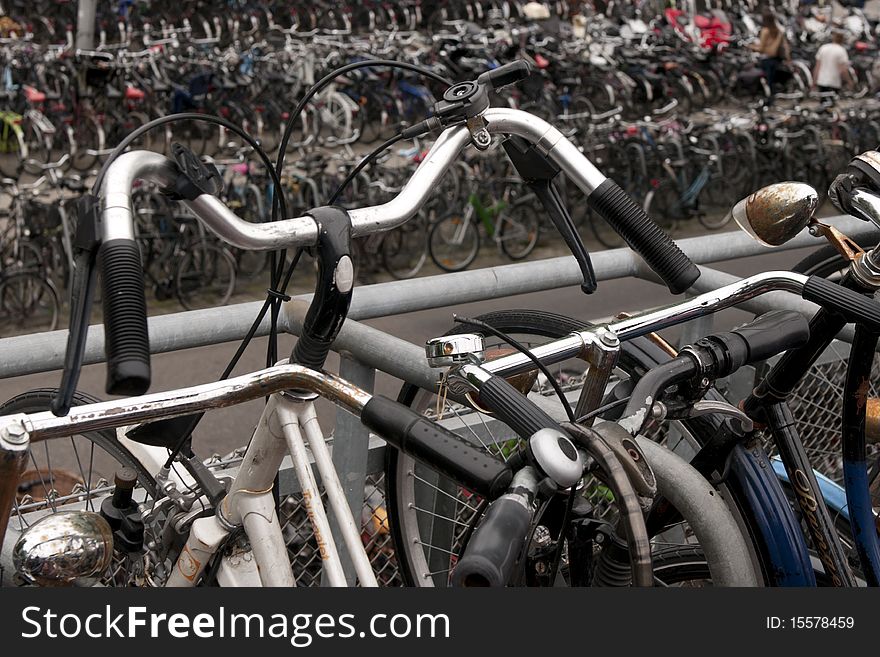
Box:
[764,402,856,587]
[0,366,378,587]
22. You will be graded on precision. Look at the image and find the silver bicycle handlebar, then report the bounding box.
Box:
[99,108,607,250]
[479,271,811,379]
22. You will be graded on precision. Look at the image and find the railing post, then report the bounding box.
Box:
[324,353,375,586]
[75,0,98,50]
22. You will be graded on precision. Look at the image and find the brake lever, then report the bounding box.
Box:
[682,400,754,434]
[51,195,102,416]
[502,135,597,294]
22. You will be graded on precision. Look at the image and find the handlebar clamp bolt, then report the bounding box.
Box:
[1,419,28,445]
[599,332,620,347]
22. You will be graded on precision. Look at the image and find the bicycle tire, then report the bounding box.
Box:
[651,546,713,586]
[381,218,428,280]
[175,242,237,311]
[498,199,540,260]
[0,121,25,178]
[428,211,480,272]
[71,115,101,172]
[0,270,59,335]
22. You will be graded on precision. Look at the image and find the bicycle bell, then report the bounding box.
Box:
[425,334,486,368]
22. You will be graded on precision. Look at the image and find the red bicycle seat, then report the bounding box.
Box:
[23,86,46,104]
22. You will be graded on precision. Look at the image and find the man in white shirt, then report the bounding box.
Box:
[812,30,852,94]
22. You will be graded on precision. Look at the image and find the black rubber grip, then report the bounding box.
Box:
[477,60,533,90]
[451,496,532,587]
[361,396,512,499]
[477,375,564,438]
[587,179,700,294]
[97,239,150,395]
[731,310,811,366]
[803,275,880,333]
[699,310,810,378]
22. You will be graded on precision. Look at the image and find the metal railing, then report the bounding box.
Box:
[0,215,875,585]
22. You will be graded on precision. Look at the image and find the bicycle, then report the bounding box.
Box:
[429,173,541,272]
[131,184,237,312]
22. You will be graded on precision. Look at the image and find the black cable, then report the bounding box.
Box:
[575,396,630,424]
[548,485,576,583]
[146,62,450,464]
[328,134,405,205]
[452,315,576,423]
[273,60,451,186]
[92,113,287,223]
[87,111,293,468]
[161,247,306,468]
[515,495,554,585]
[265,61,450,384]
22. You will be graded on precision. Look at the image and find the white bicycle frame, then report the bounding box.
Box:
[161,394,377,587]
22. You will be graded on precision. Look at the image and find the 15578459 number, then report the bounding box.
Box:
[792,617,854,629]
[766,617,855,630]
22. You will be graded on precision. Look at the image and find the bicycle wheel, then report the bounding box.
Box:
[428,211,480,272]
[376,93,402,142]
[498,199,540,260]
[175,241,237,311]
[385,310,759,587]
[381,214,428,279]
[0,271,59,336]
[588,210,626,249]
[228,185,269,281]
[651,546,712,587]
[1,389,158,587]
[71,116,101,172]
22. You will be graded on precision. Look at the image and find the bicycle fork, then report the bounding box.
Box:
[166,394,378,587]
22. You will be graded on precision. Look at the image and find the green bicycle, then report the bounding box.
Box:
[428,179,541,272]
[0,109,27,178]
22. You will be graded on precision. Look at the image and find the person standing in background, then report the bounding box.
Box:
[812,30,852,97]
[750,10,791,101]
[749,9,791,97]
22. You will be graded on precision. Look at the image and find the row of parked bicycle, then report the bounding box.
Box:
[3,56,880,590]
[5,0,880,332]
[4,0,880,175]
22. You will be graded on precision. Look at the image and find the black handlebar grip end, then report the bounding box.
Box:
[98,239,150,396]
[587,179,700,294]
[733,310,811,364]
[362,396,512,500]
[477,60,533,90]
[477,375,564,439]
[803,276,880,333]
[451,496,532,587]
